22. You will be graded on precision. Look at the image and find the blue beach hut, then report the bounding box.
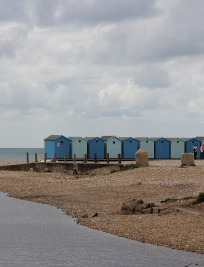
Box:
[195,136,204,145]
[153,137,170,159]
[183,138,201,159]
[100,136,122,158]
[68,137,87,159]
[85,137,104,159]
[44,135,70,159]
[136,137,154,159]
[120,137,139,159]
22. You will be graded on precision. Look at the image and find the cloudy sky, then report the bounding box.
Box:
[0,0,204,147]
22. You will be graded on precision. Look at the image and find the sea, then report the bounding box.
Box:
[0,148,44,162]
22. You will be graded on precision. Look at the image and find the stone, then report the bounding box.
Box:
[81,214,88,218]
[135,149,148,166]
[29,168,33,172]
[181,153,194,166]
[121,198,144,214]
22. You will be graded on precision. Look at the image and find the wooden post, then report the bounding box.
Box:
[64,154,67,162]
[107,153,109,163]
[35,153,37,162]
[74,154,76,163]
[44,153,47,163]
[26,152,29,163]
[94,153,97,163]
[118,154,121,164]
[53,153,56,162]
[84,154,87,163]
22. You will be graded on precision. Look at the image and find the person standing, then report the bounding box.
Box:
[202,144,204,159]
[200,145,203,159]
[193,144,197,160]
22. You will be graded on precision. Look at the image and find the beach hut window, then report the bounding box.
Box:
[177,141,179,143]
[192,141,194,143]
[96,139,98,143]
[113,141,115,144]
[161,140,164,143]
[146,140,148,143]
[79,140,81,143]
[61,141,63,144]
[130,140,132,143]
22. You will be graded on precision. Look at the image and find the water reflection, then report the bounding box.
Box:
[0,192,203,267]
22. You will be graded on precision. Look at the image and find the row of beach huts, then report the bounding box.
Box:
[44,135,204,160]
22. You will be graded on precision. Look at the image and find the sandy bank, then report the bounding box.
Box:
[0,159,204,253]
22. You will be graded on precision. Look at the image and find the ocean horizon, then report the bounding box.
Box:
[0,148,45,162]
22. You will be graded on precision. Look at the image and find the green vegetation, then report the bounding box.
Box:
[110,164,142,174]
[192,192,204,205]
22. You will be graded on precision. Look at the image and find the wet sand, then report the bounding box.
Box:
[0,160,204,254]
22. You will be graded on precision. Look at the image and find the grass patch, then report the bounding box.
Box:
[179,164,187,168]
[110,164,141,174]
[110,169,118,174]
[192,192,204,205]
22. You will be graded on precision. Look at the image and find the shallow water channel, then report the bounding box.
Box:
[0,192,203,267]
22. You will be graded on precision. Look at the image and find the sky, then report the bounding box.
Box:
[0,0,204,147]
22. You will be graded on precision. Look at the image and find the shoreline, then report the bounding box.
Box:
[0,160,204,254]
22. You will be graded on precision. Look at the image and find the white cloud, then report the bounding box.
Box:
[0,0,204,147]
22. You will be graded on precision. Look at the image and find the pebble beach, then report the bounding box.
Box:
[0,159,204,254]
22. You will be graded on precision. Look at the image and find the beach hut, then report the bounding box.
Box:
[167,138,185,159]
[44,135,70,159]
[85,137,104,159]
[120,137,139,159]
[68,137,87,159]
[153,137,170,159]
[136,137,154,159]
[195,136,204,145]
[183,138,201,159]
[100,136,122,158]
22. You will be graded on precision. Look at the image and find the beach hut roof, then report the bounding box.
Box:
[44,135,63,141]
[166,137,180,141]
[84,137,97,141]
[195,136,204,142]
[135,137,149,141]
[181,138,193,141]
[69,136,87,142]
[100,135,114,140]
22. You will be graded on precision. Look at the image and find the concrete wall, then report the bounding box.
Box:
[0,162,124,175]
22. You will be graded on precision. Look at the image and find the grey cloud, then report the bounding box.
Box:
[133,66,171,88]
[0,0,159,26]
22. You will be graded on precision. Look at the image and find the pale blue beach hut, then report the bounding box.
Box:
[167,138,185,159]
[44,135,70,159]
[120,137,139,159]
[100,136,122,158]
[68,137,87,159]
[85,137,104,159]
[153,137,170,159]
[136,137,154,159]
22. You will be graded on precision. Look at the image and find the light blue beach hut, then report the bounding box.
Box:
[69,137,87,159]
[167,138,185,159]
[120,137,139,159]
[100,136,122,158]
[153,137,170,159]
[183,138,201,159]
[85,137,104,159]
[44,135,70,159]
[136,137,154,159]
